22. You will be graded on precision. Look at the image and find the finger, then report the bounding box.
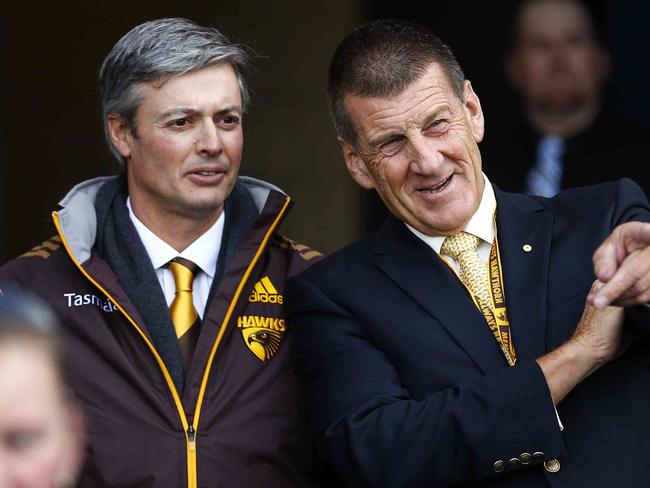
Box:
[593,237,620,283]
[589,248,650,309]
[609,271,650,306]
[593,222,650,282]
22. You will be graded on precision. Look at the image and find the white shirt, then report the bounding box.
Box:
[405,174,563,429]
[126,198,224,319]
[406,173,496,271]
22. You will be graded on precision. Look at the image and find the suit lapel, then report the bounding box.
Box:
[373,217,508,375]
[494,189,553,360]
[372,189,554,372]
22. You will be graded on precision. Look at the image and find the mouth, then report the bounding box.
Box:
[185,165,229,185]
[416,174,453,194]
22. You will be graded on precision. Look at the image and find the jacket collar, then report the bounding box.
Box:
[54,175,287,265]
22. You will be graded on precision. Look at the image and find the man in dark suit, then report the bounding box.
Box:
[484,0,650,197]
[286,19,650,487]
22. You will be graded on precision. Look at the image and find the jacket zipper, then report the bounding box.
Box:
[53,211,197,488]
[53,194,290,488]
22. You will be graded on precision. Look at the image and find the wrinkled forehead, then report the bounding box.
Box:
[344,64,461,135]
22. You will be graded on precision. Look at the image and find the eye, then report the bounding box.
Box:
[379,136,404,155]
[171,118,190,128]
[426,119,449,134]
[6,429,42,451]
[219,114,241,128]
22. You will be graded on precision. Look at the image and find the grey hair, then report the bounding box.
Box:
[99,18,250,164]
[327,19,465,149]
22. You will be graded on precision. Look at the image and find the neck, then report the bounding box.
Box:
[526,100,600,138]
[129,199,222,253]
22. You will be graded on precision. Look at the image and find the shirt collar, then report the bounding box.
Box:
[406,173,496,254]
[126,197,224,279]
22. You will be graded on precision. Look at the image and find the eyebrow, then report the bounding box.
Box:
[367,106,452,147]
[156,105,242,121]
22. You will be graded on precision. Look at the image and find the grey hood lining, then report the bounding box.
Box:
[55,175,285,265]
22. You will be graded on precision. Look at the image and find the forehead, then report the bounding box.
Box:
[139,63,242,111]
[0,340,64,416]
[518,0,593,41]
[344,63,458,140]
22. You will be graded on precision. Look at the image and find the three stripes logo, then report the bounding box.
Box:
[248,276,283,304]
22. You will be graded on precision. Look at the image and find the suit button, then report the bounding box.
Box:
[544,458,561,473]
[494,460,505,472]
[519,452,531,464]
[508,458,521,468]
[532,451,545,462]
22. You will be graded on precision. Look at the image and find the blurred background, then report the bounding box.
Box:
[1,0,648,261]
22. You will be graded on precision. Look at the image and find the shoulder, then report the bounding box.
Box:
[270,234,325,276]
[500,179,650,233]
[545,178,648,217]
[289,233,376,287]
[0,236,67,287]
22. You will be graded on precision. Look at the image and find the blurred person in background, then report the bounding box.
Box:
[0,285,85,488]
[485,0,650,196]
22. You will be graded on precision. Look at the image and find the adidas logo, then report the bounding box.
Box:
[248,276,283,304]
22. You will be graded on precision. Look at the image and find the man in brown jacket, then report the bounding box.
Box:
[0,18,321,488]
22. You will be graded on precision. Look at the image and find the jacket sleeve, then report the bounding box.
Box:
[286,276,566,488]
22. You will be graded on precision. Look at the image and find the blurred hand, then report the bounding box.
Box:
[588,221,650,309]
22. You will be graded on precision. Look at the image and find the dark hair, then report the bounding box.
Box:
[327,19,465,148]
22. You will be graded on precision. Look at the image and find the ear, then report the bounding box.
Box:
[462,80,485,143]
[339,137,375,190]
[107,113,134,159]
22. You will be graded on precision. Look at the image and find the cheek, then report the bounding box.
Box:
[224,133,244,159]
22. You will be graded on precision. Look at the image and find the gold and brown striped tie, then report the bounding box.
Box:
[168,257,201,374]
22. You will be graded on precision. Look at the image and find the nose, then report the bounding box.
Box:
[407,133,444,175]
[195,120,222,156]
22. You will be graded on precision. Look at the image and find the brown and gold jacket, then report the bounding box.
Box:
[0,175,322,488]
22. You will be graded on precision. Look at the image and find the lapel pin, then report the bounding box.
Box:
[523,244,532,252]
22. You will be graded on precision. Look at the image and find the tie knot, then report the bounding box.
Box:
[168,257,199,292]
[440,232,480,260]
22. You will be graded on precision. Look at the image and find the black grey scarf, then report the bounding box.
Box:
[94,174,259,392]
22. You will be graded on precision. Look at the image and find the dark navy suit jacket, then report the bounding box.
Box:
[286,179,650,487]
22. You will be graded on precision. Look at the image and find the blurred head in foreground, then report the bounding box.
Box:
[0,285,85,488]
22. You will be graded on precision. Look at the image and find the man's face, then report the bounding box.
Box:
[110,63,243,229]
[0,339,83,488]
[341,62,485,236]
[507,0,609,110]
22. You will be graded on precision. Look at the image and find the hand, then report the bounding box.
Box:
[538,281,625,404]
[588,221,650,309]
[572,283,626,366]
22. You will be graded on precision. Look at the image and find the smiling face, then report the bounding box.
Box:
[108,63,243,233]
[340,62,485,236]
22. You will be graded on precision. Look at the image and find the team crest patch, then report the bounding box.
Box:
[237,315,286,362]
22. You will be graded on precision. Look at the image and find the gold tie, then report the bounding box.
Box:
[168,257,200,373]
[440,232,491,309]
